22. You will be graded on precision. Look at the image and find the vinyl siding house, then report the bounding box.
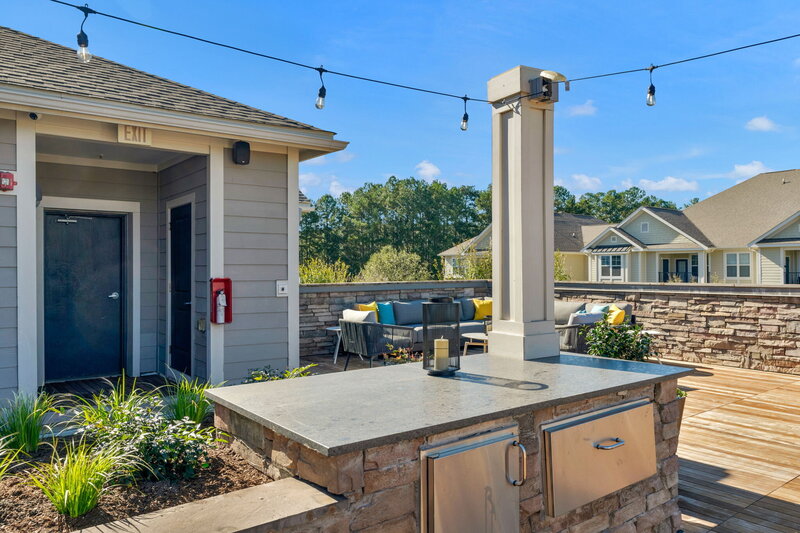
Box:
[0,27,347,400]
[582,169,800,285]
[439,213,608,280]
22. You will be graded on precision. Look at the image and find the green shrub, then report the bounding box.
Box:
[300,257,351,284]
[72,377,219,481]
[166,377,215,425]
[676,387,687,398]
[0,392,55,454]
[29,439,142,518]
[0,435,20,481]
[357,245,429,282]
[582,315,653,362]
[244,363,317,383]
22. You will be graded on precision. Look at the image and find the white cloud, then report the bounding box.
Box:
[554,146,570,155]
[554,177,564,186]
[328,180,353,197]
[415,160,441,182]
[621,179,633,188]
[567,99,597,117]
[793,57,800,68]
[303,155,328,166]
[730,160,772,179]
[745,116,779,132]
[335,152,356,163]
[638,176,698,192]
[299,172,322,189]
[571,173,602,191]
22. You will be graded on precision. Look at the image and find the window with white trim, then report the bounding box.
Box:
[641,222,649,233]
[725,252,750,279]
[610,236,617,243]
[599,254,623,281]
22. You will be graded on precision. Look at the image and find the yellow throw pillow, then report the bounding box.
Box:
[606,304,625,325]
[357,302,379,321]
[473,298,493,320]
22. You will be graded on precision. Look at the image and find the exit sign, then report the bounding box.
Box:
[117,124,152,146]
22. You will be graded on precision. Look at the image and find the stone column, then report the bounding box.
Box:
[487,66,560,359]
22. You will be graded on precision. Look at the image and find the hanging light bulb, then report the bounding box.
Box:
[75,5,95,64]
[460,96,469,131]
[646,65,656,107]
[315,66,326,109]
[76,30,91,63]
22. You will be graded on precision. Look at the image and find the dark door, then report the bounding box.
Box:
[169,204,192,375]
[44,213,124,381]
[675,259,689,282]
[661,258,669,282]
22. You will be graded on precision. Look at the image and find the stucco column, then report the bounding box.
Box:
[487,66,560,359]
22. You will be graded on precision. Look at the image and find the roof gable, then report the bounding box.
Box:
[0,26,323,132]
[683,169,800,248]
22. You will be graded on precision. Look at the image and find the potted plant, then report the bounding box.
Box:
[581,316,654,362]
[675,387,687,432]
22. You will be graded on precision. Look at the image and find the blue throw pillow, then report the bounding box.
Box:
[590,304,610,314]
[377,302,396,325]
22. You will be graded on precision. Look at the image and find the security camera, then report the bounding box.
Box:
[28,112,39,120]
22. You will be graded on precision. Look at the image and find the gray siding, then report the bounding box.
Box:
[223,150,288,382]
[157,156,208,378]
[37,162,159,373]
[0,195,16,401]
[0,119,15,170]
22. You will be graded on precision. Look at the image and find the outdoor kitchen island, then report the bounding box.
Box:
[208,353,692,533]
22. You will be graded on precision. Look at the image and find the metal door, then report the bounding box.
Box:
[169,203,192,375]
[44,213,124,381]
[421,425,522,533]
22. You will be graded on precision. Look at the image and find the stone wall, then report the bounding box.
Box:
[215,379,682,533]
[299,280,491,358]
[556,282,800,374]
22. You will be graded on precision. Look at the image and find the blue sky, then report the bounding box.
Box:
[6,1,800,205]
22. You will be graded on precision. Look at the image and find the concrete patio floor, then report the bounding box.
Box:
[301,352,800,532]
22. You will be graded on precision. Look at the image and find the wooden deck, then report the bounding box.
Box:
[677,363,800,533]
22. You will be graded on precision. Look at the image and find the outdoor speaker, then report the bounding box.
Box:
[232,141,250,165]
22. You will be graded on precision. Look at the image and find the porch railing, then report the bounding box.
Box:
[659,271,697,283]
[785,271,800,284]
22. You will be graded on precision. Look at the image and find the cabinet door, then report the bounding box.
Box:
[424,431,521,533]
[543,399,657,516]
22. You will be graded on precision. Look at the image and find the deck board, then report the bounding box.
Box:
[677,364,800,532]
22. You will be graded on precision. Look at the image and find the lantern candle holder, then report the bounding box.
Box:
[422,299,461,376]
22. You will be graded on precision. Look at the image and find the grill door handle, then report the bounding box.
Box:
[594,437,625,450]
[108,292,120,300]
[506,440,527,486]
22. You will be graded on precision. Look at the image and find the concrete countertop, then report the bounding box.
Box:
[207,354,693,456]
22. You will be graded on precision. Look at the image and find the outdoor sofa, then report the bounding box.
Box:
[554,300,635,354]
[338,297,491,369]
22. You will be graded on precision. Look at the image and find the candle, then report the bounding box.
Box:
[434,338,449,371]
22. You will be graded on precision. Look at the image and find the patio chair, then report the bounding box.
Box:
[339,319,414,370]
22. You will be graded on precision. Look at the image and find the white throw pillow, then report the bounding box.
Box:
[567,312,604,326]
[342,309,377,323]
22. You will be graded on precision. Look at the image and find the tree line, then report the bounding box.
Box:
[300,178,684,282]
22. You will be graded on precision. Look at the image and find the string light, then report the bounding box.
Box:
[315,67,326,110]
[75,4,95,63]
[48,0,800,124]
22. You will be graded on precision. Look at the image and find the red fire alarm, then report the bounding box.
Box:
[0,172,15,192]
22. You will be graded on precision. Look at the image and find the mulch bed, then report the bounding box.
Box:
[0,442,269,532]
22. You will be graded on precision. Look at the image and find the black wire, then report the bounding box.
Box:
[47,0,800,101]
[47,0,488,104]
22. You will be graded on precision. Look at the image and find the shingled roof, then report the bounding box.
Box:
[0,26,322,132]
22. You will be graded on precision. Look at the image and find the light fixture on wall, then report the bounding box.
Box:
[75,4,95,64]
[460,96,469,131]
[646,65,656,107]
[315,66,326,109]
[529,70,567,103]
